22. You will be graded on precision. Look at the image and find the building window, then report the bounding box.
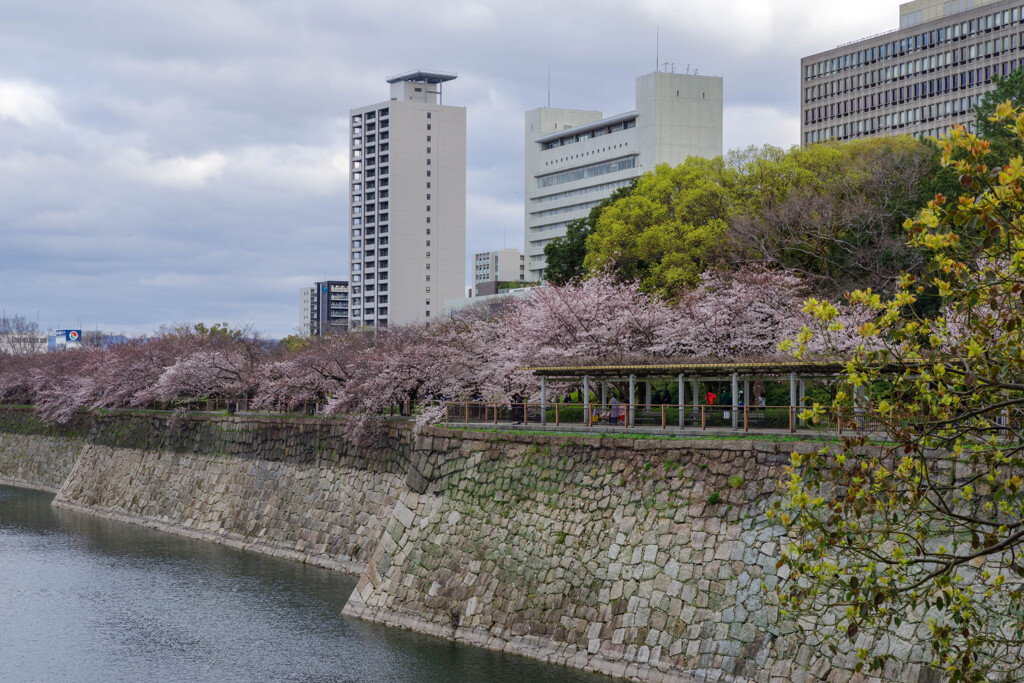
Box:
[427,112,431,118]
[426,147,431,153]
[427,124,431,130]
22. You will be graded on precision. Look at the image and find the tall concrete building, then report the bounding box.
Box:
[801,0,1024,145]
[348,71,466,328]
[300,280,349,336]
[524,72,723,280]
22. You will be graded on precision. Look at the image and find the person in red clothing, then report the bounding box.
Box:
[706,390,717,405]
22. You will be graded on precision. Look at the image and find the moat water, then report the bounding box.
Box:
[0,485,611,683]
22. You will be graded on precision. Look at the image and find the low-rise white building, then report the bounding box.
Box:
[473,248,525,292]
[0,332,48,354]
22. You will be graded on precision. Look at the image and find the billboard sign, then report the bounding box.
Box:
[55,329,82,349]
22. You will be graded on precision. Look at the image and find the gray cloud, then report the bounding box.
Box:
[0,0,898,337]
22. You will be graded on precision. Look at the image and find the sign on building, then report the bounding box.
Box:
[55,329,82,349]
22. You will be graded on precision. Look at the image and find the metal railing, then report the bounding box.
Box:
[443,402,869,435]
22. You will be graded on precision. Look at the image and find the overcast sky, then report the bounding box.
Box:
[0,0,902,339]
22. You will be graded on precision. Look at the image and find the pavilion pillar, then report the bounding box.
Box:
[854,383,866,431]
[790,373,797,431]
[799,379,807,427]
[678,374,685,428]
[583,375,590,427]
[601,381,608,408]
[628,374,636,426]
[645,381,652,408]
[540,376,547,425]
[743,379,750,408]
[731,372,739,430]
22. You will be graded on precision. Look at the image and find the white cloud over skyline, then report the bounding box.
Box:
[0,0,903,338]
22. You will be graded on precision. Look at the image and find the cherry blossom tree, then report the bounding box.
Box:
[2,271,862,434]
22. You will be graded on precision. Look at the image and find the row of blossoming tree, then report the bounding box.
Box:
[0,267,862,436]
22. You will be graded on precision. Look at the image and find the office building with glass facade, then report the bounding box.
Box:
[801,0,1024,145]
[524,72,723,281]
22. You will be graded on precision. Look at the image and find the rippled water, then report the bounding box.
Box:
[0,485,612,683]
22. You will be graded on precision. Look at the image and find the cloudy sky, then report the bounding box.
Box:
[0,0,900,338]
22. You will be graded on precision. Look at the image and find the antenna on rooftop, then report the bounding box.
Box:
[547,65,551,108]
[656,28,659,72]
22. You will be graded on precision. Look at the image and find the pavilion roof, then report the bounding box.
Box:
[524,361,854,379]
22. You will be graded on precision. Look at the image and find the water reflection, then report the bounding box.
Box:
[0,485,612,683]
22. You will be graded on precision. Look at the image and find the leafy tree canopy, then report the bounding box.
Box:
[780,107,1024,681]
[583,158,736,297]
[975,67,1024,164]
[578,138,958,300]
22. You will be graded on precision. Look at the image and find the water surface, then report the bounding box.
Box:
[0,485,612,682]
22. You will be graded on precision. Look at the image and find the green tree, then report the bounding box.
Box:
[728,137,959,298]
[975,67,1024,164]
[583,158,736,297]
[778,108,1024,681]
[279,334,311,352]
[542,181,636,285]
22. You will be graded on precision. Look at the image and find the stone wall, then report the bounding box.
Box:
[0,407,410,574]
[346,429,934,683]
[0,407,89,491]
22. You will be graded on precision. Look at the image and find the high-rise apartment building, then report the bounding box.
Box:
[473,249,525,287]
[524,72,723,280]
[801,0,1024,145]
[300,280,350,336]
[348,71,466,328]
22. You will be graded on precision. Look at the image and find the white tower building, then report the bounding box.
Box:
[348,71,467,328]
